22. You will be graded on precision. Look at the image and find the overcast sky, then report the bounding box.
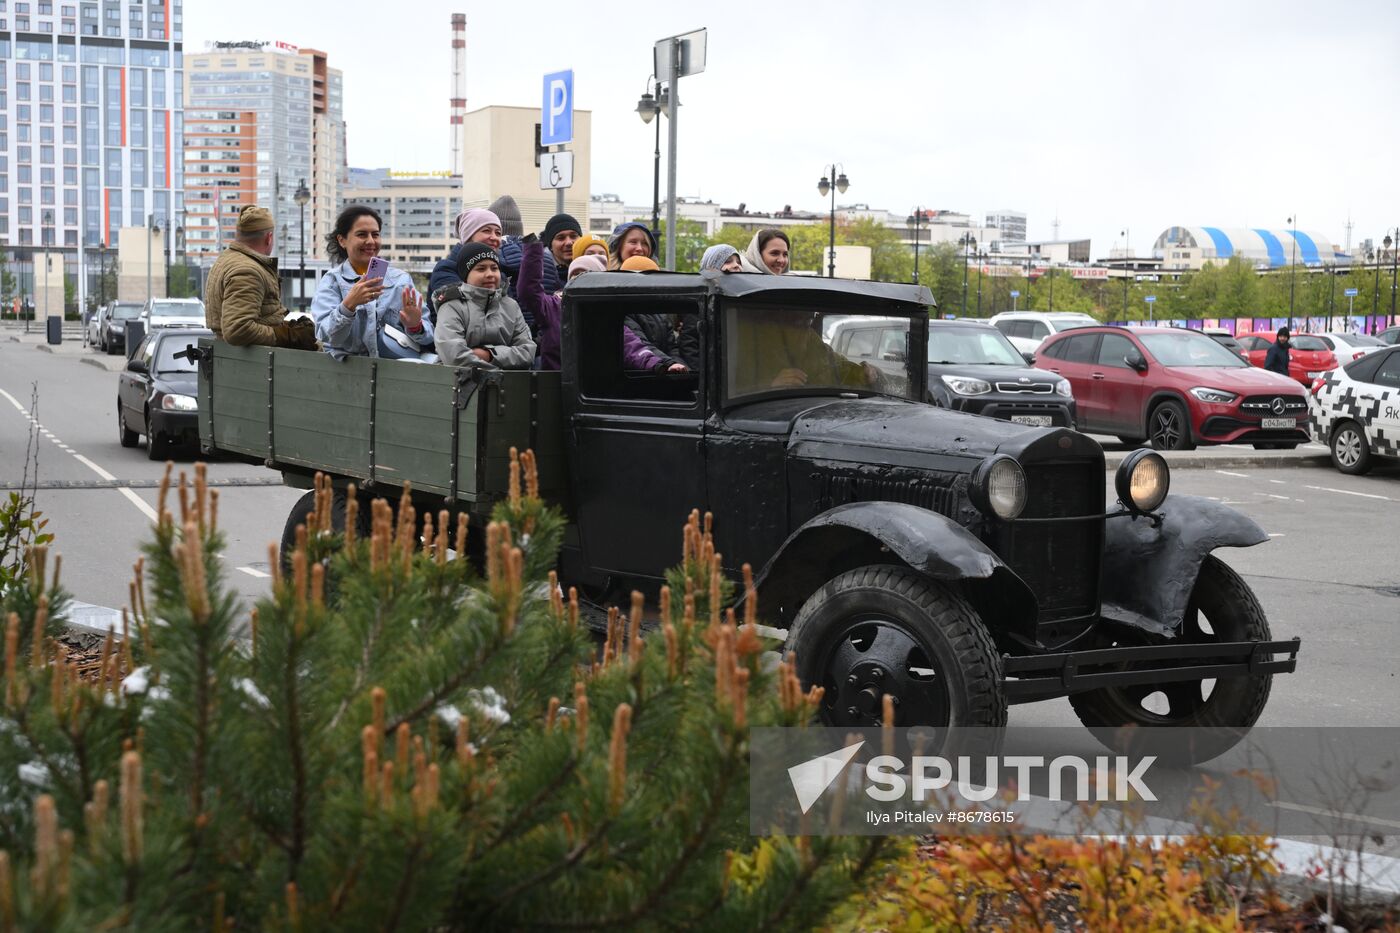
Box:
[187,0,1400,259]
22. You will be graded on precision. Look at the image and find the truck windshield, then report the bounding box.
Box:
[725,305,916,402]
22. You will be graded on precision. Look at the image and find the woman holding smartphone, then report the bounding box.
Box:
[313,205,435,361]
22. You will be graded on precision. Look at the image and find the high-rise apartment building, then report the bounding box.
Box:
[0,0,184,306]
[184,41,345,269]
[985,209,1027,244]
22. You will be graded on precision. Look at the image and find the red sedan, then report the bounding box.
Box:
[1036,326,1310,450]
[1236,331,1338,386]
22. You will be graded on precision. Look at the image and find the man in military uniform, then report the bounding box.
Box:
[205,205,318,349]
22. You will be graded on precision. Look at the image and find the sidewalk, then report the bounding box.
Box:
[3,325,126,371]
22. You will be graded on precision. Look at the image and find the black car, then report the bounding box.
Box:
[828,316,1076,428]
[118,327,210,459]
[103,302,145,354]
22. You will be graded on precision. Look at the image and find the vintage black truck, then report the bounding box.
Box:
[195,271,1299,762]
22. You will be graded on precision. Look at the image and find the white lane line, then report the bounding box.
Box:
[1215,470,1249,478]
[1265,494,1290,500]
[1271,800,1400,832]
[1269,479,1285,484]
[237,566,271,579]
[0,386,159,523]
[1305,485,1394,502]
[1268,533,1286,537]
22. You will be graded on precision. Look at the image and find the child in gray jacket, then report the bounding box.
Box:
[432,243,536,369]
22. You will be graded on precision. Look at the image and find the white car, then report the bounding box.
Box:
[988,311,1100,356]
[141,297,207,330]
[1308,346,1400,474]
[1315,331,1386,365]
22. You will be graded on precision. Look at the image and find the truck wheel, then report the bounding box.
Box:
[1148,399,1195,451]
[786,565,1006,733]
[1069,555,1273,765]
[1330,421,1372,475]
[278,488,370,576]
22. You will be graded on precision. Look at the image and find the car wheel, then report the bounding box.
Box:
[1148,400,1195,451]
[786,565,1006,748]
[1330,421,1372,475]
[278,488,372,578]
[1069,556,1273,765]
[118,407,139,448]
[145,414,167,461]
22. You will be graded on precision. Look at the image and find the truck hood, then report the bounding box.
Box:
[786,397,1066,465]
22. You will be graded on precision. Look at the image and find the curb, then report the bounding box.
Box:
[80,356,118,372]
[35,344,53,354]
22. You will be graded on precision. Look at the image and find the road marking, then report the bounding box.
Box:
[1270,800,1400,832]
[1304,485,1394,502]
[1215,470,1249,478]
[1264,494,1290,500]
[237,566,271,579]
[1269,479,1285,485]
[0,386,160,523]
[1268,533,1286,537]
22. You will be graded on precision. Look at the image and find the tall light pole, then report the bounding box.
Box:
[294,179,311,309]
[1121,229,1130,321]
[635,80,667,243]
[1287,215,1298,329]
[99,239,107,307]
[817,165,848,278]
[907,208,924,284]
[146,213,156,305]
[976,249,985,315]
[959,233,975,315]
[1373,239,1385,321]
[1391,225,1399,320]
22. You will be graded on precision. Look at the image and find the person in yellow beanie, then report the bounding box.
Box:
[205,205,317,349]
[571,234,609,261]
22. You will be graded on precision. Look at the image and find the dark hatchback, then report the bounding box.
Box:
[828,316,1076,428]
[118,327,211,459]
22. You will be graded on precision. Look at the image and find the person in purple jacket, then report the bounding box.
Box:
[517,235,685,373]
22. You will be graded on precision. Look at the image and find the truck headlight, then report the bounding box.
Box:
[1115,449,1169,514]
[941,375,992,396]
[970,456,1027,520]
[1189,386,1237,404]
[1054,379,1073,398]
[161,394,198,412]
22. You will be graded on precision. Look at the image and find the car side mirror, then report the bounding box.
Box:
[1125,352,1147,372]
[1021,351,1036,365]
[126,358,148,375]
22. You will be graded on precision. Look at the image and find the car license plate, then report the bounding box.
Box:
[1010,415,1052,426]
[1306,371,1324,379]
[1261,417,1295,429]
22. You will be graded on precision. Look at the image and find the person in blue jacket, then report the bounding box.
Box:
[312,205,434,362]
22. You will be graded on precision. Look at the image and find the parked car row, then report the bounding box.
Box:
[84,298,206,356]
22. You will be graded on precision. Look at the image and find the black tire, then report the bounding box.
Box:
[1329,421,1372,475]
[786,565,1006,737]
[278,488,371,576]
[145,414,166,461]
[1148,399,1195,451]
[1069,555,1273,765]
[118,406,139,448]
[1116,436,1143,447]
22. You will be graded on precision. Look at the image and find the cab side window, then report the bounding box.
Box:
[1097,333,1136,368]
[576,299,702,406]
[1375,350,1400,390]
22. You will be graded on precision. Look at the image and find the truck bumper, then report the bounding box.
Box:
[1000,637,1301,704]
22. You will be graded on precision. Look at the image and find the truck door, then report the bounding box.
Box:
[565,299,708,582]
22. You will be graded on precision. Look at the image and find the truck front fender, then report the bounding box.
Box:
[753,502,1039,635]
[1102,494,1268,638]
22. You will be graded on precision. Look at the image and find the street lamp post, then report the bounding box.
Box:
[1373,240,1386,320]
[635,81,667,242]
[294,179,311,310]
[1120,229,1130,321]
[146,214,156,305]
[817,165,848,278]
[906,209,923,285]
[959,234,975,315]
[1287,215,1298,329]
[99,240,106,307]
[1391,225,1399,320]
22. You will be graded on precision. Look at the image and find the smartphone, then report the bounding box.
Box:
[365,256,391,281]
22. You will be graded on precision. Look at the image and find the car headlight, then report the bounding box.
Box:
[1054,379,1073,398]
[941,375,992,396]
[969,456,1027,520]
[1189,387,1238,404]
[1115,449,1170,514]
[161,394,198,412]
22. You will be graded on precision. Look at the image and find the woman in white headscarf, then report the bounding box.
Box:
[740,228,791,274]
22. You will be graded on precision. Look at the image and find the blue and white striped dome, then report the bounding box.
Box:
[1153,226,1340,267]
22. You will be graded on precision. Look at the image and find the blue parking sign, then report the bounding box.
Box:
[541,70,574,146]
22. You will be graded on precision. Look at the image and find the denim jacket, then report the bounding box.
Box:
[312,260,435,361]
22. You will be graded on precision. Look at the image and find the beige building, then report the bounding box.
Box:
[459,106,591,233]
[339,175,465,276]
[116,226,167,302]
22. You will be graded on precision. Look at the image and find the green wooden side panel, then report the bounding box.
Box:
[375,361,460,498]
[201,342,274,459]
[272,352,373,479]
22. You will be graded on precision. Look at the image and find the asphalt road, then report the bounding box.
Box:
[3,335,1398,731]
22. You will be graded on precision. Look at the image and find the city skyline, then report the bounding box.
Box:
[183,0,1400,260]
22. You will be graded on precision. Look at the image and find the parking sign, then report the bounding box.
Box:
[541,70,574,146]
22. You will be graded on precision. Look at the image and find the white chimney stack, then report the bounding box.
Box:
[450,14,467,176]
